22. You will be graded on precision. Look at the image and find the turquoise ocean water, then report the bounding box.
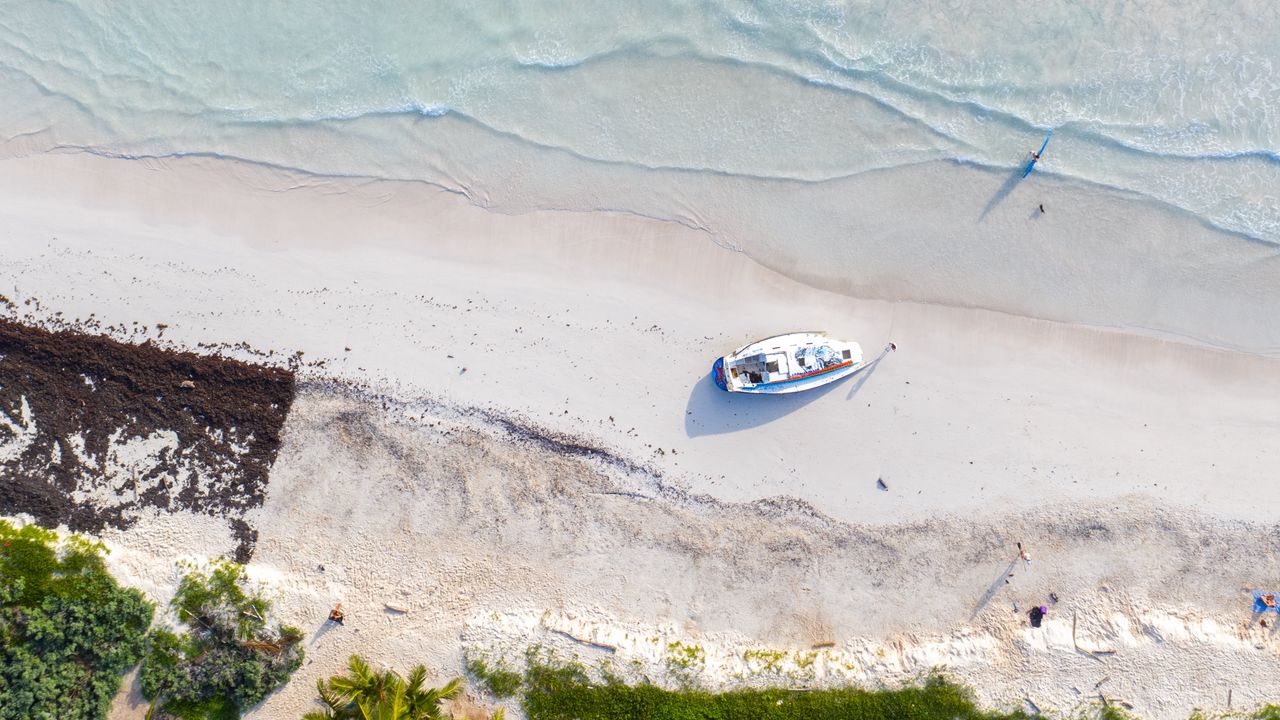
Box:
[3,1,1279,347]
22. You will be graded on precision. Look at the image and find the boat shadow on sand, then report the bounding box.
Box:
[684,353,887,438]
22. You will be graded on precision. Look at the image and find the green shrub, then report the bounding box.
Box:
[1256,707,1280,720]
[139,559,302,719]
[0,519,154,720]
[466,656,523,699]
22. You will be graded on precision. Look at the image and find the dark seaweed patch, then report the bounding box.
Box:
[0,318,294,561]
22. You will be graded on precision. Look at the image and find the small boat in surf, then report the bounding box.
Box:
[712,331,892,394]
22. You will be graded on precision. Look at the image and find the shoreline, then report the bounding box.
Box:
[5,146,1280,356]
[3,151,1279,524]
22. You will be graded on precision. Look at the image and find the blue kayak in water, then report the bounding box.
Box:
[1022,131,1053,177]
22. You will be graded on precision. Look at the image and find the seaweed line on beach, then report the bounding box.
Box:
[296,377,845,526]
[0,317,295,561]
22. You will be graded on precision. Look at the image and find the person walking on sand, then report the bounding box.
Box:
[328,603,345,626]
[1005,542,1030,584]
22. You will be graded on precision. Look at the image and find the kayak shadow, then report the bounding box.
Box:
[683,372,844,437]
[970,558,1019,621]
[843,349,890,400]
[978,166,1026,222]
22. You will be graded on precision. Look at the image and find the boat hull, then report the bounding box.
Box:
[712,356,728,391]
[712,331,865,394]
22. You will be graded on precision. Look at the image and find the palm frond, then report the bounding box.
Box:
[436,676,464,701]
[316,679,349,712]
[404,665,428,694]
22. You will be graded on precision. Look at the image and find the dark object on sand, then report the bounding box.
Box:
[1050,592,1059,604]
[1039,204,1045,213]
[876,478,888,491]
[1029,605,1047,627]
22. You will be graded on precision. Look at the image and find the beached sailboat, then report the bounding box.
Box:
[712,331,890,394]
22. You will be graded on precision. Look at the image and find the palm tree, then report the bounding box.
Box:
[304,655,464,720]
[403,666,462,720]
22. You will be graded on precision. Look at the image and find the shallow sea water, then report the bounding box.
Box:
[2,0,1279,348]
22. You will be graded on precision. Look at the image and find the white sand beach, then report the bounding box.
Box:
[2,150,1279,718]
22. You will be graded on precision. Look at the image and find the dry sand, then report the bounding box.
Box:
[1,151,1279,718]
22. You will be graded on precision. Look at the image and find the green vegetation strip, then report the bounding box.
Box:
[516,662,1027,720]
[477,657,1280,720]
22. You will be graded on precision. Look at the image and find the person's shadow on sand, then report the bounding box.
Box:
[309,620,340,646]
[683,349,891,437]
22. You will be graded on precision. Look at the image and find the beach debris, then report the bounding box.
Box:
[547,628,616,653]
[590,490,654,501]
[876,477,888,491]
[178,379,196,389]
[1024,698,1042,715]
[1029,605,1047,627]
[811,640,835,649]
[384,602,410,614]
